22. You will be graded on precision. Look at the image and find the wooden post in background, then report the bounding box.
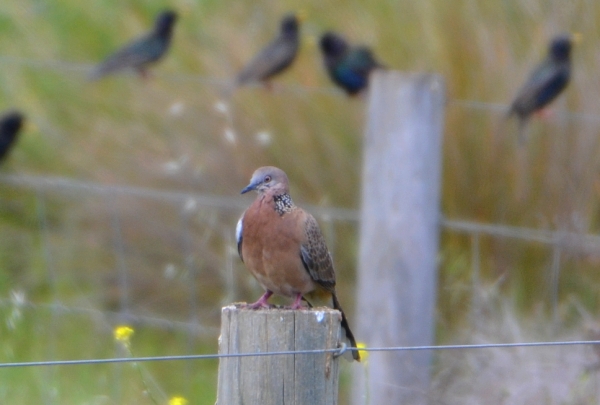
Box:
[352,72,445,405]
[216,305,342,405]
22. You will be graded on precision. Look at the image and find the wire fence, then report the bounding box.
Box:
[2,171,599,336]
[2,339,600,369]
[2,50,600,404]
[3,54,600,122]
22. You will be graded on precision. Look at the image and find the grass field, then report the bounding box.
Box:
[1,0,600,403]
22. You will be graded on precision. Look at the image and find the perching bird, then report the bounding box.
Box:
[89,10,177,80]
[507,34,578,142]
[319,31,383,95]
[236,13,302,87]
[0,111,24,162]
[236,166,360,361]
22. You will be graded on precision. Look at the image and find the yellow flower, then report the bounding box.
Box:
[114,325,134,344]
[357,342,368,362]
[169,396,188,405]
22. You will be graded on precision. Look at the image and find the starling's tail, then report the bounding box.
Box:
[87,66,105,82]
[494,109,529,147]
[332,292,360,362]
[491,108,511,148]
[516,117,529,146]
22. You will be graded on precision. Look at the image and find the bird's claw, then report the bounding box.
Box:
[242,300,274,310]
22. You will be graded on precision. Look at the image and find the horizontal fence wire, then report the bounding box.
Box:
[0,53,598,376]
[0,173,358,222]
[448,99,600,124]
[441,218,600,254]
[1,55,600,123]
[1,340,600,369]
[2,173,599,351]
[0,297,220,336]
[2,173,598,249]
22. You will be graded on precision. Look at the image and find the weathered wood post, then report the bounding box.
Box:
[216,305,343,405]
[352,71,445,405]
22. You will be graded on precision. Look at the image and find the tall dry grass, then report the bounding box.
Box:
[0,0,600,403]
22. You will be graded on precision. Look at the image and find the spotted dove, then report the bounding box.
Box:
[236,166,360,361]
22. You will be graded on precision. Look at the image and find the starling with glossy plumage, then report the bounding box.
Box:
[236,14,301,87]
[319,31,383,95]
[0,111,24,162]
[507,34,577,142]
[89,10,177,80]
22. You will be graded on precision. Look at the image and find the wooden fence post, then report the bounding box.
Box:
[216,305,342,405]
[352,71,445,405]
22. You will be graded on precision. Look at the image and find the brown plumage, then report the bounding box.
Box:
[236,166,360,361]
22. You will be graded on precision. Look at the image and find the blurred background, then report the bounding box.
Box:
[1,0,600,404]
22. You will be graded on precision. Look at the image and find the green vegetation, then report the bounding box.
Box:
[0,0,599,403]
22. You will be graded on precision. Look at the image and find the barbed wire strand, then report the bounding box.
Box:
[1,340,599,369]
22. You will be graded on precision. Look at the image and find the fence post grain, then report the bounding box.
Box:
[216,305,342,405]
[352,71,445,405]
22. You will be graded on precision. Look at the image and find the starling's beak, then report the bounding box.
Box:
[297,9,308,23]
[571,32,583,45]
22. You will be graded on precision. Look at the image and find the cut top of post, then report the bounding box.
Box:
[217,305,344,405]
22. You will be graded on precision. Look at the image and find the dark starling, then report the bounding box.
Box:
[236,13,302,86]
[89,10,177,80]
[507,34,579,142]
[0,111,24,162]
[319,32,383,95]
